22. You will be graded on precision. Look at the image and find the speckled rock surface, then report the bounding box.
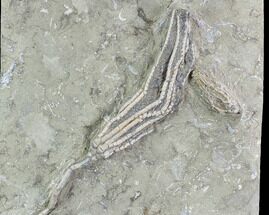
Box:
[0,0,263,215]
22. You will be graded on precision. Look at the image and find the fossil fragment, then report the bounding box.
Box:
[190,70,241,115]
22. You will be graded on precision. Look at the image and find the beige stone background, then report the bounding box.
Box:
[0,0,263,215]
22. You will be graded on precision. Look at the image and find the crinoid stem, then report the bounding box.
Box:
[36,156,96,215]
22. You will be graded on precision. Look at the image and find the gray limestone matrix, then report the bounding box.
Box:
[35,8,241,215]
